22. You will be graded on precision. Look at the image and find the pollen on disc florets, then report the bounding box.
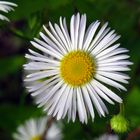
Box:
[60,50,96,87]
[32,136,42,140]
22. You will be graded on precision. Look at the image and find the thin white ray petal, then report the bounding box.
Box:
[97,65,131,71]
[0,5,13,13]
[78,14,86,50]
[97,71,129,84]
[97,48,129,61]
[46,83,67,115]
[29,49,46,58]
[97,61,133,67]
[94,35,121,56]
[82,86,95,120]
[86,84,105,117]
[83,21,100,51]
[43,25,67,54]
[34,38,63,57]
[39,32,63,54]
[70,15,75,50]
[89,84,108,114]
[71,89,77,122]
[91,31,118,55]
[59,17,71,50]
[88,23,110,51]
[95,74,127,91]
[25,54,60,65]
[62,87,73,119]
[51,85,68,116]
[77,88,87,123]
[26,70,59,80]
[95,43,120,58]
[97,55,131,64]
[74,13,80,50]
[63,17,72,51]
[54,23,70,51]
[27,75,59,93]
[90,80,114,104]
[0,14,9,21]
[49,22,68,51]
[94,80,122,103]
[30,41,62,60]
[36,80,63,104]
[24,62,58,70]
[56,86,71,120]
[31,78,59,97]
[0,1,17,6]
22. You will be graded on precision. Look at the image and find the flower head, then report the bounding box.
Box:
[13,117,62,140]
[24,13,132,123]
[94,133,119,140]
[0,1,17,21]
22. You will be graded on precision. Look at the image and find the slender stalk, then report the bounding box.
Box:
[42,117,54,140]
[119,103,125,116]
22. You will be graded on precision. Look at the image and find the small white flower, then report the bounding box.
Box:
[13,117,62,140]
[94,133,119,140]
[0,1,17,21]
[24,13,132,123]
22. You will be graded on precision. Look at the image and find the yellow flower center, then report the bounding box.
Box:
[60,51,96,87]
[31,135,42,140]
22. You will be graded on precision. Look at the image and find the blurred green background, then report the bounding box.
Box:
[0,0,140,139]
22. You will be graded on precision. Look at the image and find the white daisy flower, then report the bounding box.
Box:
[0,1,17,21]
[13,117,62,140]
[24,13,132,123]
[94,133,119,140]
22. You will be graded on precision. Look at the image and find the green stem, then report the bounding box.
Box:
[119,103,125,116]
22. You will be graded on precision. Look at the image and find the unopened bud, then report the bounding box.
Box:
[110,114,128,133]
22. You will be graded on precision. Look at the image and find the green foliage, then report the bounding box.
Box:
[0,0,140,140]
[0,56,25,78]
[0,104,42,138]
[126,87,140,128]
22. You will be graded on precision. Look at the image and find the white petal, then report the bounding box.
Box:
[95,43,120,58]
[43,25,67,54]
[78,14,86,50]
[93,80,122,103]
[91,81,114,104]
[56,86,71,120]
[83,21,100,51]
[95,74,127,91]
[77,88,87,123]
[30,41,62,60]
[54,23,70,51]
[86,84,105,117]
[70,15,75,49]
[97,65,130,71]
[71,89,77,122]
[25,70,59,81]
[74,13,80,50]
[34,38,63,57]
[59,17,71,50]
[39,32,63,54]
[47,83,67,115]
[62,87,73,119]
[82,86,95,120]
[97,71,129,84]
[88,23,110,51]
[25,54,60,66]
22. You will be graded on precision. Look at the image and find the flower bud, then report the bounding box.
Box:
[110,114,128,133]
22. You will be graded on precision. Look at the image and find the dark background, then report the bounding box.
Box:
[0,0,140,139]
